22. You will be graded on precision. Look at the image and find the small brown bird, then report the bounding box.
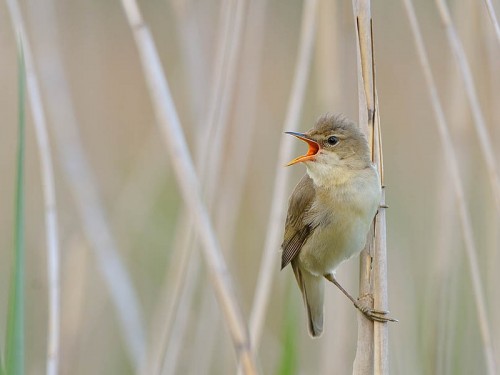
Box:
[282,113,394,337]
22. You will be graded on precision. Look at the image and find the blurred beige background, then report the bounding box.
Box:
[0,0,499,374]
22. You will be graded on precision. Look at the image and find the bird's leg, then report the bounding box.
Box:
[324,273,398,323]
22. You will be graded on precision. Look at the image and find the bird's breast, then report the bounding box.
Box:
[298,169,381,276]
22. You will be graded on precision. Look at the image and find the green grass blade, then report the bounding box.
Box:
[5,36,26,375]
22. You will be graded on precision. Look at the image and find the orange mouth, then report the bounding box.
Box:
[285,132,320,166]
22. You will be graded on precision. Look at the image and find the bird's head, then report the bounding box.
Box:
[286,114,372,182]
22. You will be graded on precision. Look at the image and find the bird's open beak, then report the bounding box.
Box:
[285,132,320,166]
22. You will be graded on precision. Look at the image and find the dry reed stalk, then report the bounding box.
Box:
[148,0,249,373]
[372,109,388,375]
[214,0,269,251]
[435,0,500,217]
[24,1,147,369]
[403,0,497,373]
[202,0,247,202]
[119,1,258,373]
[195,0,269,371]
[351,0,389,373]
[247,0,319,350]
[482,0,500,44]
[5,3,61,374]
[181,0,268,369]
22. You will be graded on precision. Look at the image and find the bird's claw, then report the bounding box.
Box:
[354,302,398,323]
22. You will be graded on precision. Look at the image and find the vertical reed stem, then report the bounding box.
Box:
[352,1,389,374]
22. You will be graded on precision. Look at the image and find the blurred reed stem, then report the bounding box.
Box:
[21,35,60,375]
[195,0,269,372]
[214,0,268,254]
[248,0,319,351]
[149,0,249,373]
[119,0,258,373]
[435,0,500,217]
[482,0,500,44]
[403,0,497,373]
[22,0,148,369]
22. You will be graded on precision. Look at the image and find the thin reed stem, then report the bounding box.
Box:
[247,0,319,350]
[215,0,269,251]
[24,41,61,375]
[435,0,500,217]
[24,1,148,369]
[482,0,500,44]
[148,0,249,372]
[373,111,388,375]
[199,0,269,371]
[119,1,258,373]
[203,0,247,203]
[352,0,390,373]
[403,0,497,373]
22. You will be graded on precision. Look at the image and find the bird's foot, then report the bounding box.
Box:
[324,273,398,323]
[353,300,398,323]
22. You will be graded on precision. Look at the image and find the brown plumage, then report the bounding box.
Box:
[281,114,392,337]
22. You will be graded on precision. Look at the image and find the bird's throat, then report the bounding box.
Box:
[305,162,353,188]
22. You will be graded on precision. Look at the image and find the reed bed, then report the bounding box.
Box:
[1,0,499,374]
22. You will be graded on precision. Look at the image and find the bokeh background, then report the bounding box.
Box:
[1,0,499,374]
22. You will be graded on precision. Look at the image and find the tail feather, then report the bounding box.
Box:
[292,261,324,337]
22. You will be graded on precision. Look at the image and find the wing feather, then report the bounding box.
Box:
[281,174,316,269]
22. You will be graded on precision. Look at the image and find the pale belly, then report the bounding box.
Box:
[298,163,381,276]
[297,211,373,276]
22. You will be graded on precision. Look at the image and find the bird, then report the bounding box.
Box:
[281,113,395,338]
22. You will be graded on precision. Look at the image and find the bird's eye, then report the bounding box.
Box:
[327,136,339,145]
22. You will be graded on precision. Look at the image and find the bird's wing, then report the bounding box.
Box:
[281,174,316,270]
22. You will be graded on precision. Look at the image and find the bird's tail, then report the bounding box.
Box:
[292,261,324,337]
